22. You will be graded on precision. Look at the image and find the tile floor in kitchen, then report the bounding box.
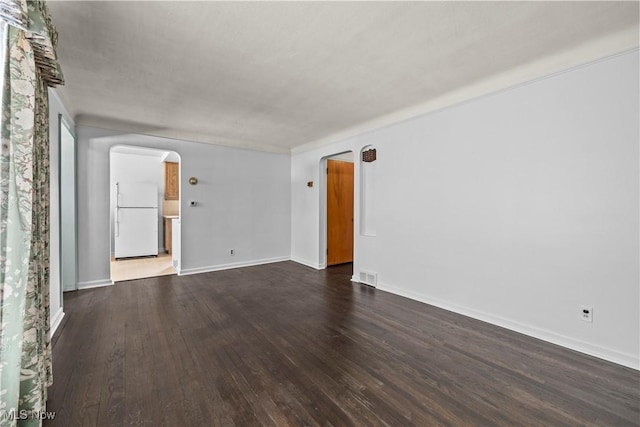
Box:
[111,253,176,282]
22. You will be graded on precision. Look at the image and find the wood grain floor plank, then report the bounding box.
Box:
[45,262,640,426]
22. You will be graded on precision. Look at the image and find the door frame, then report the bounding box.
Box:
[319,151,354,269]
[59,114,78,293]
[108,145,182,282]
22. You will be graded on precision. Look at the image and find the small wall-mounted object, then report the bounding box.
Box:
[580,306,593,323]
[307,181,313,187]
[362,148,377,162]
[189,201,197,207]
[188,176,198,185]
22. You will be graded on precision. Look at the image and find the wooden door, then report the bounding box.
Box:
[327,159,354,266]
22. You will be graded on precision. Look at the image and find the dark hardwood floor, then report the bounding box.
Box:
[45,261,639,426]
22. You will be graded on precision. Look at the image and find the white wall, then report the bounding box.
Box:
[48,89,74,335]
[291,50,640,369]
[360,146,377,237]
[109,150,165,253]
[77,128,291,287]
[329,152,354,163]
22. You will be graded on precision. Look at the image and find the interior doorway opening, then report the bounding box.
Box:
[59,115,77,293]
[109,145,181,282]
[321,151,354,274]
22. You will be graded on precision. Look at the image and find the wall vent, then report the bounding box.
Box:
[359,271,378,287]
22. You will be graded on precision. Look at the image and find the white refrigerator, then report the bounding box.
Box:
[114,182,159,259]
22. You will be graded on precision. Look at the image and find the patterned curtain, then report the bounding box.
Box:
[0,1,62,426]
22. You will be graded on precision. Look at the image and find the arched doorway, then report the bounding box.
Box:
[109,145,181,282]
[321,151,354,271]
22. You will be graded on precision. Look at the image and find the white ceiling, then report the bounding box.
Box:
[48,1,639,153]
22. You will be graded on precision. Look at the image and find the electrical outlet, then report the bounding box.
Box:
[230,249,235,256]
[580,306,593,323]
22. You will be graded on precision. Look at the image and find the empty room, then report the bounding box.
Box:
[0,1,638,426]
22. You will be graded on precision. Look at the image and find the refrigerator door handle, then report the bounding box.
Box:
[115,183,120,237]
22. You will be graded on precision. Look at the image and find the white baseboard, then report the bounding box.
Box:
[50,308,65,337]
[376,281,639,371]
[290,257,323,270]
[77,278,114,290]
[180,256,290,276]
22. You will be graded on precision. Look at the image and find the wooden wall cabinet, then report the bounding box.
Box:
[164,161,179,200]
